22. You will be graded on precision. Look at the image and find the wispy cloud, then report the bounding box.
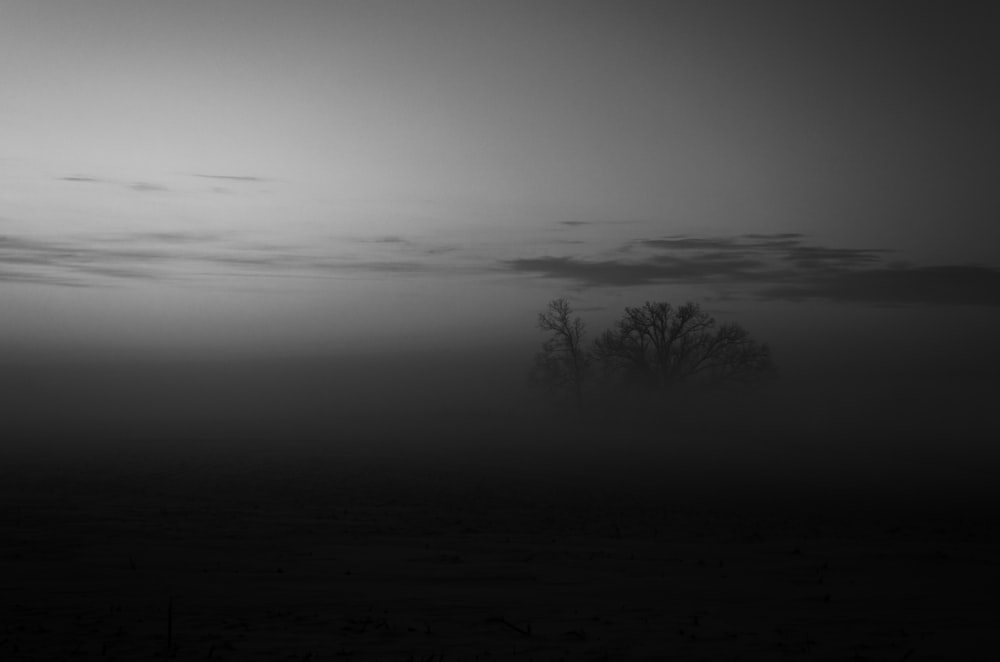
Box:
[504,256,679,287]
[0,230,466,287]
[342,234,469,258]
[12,225,994,306]
[505,233,1000,306]
[361,235,409,245]
[638,234,803,252]
[0,267,88,287]
[127,181,169,192]
[557,219,646,228]
[59,175,104,183]
[425,245,460,255]
[761,265,1000,306]
[782,245,889,270]
[192,173,269,182]
[123,231,224,244]
[57,175,170,193]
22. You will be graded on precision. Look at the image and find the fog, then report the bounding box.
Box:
[4,347,997,515]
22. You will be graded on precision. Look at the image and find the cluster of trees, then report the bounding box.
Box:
[533,298,774,411]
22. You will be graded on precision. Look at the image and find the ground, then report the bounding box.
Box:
[1,442,997,661]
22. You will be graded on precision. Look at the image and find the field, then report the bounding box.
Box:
[2,433,998,662]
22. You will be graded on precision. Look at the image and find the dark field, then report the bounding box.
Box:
[2,421,998,662]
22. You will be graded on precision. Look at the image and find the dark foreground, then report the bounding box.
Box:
[1,436,998,662]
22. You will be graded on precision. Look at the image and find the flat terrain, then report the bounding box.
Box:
[1,443,998,661]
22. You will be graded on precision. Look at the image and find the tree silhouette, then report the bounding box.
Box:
[532,298,589,410]
[534,299,773,414]
[593,301,773,392]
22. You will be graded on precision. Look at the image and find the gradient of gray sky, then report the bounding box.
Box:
[2,1,999,360]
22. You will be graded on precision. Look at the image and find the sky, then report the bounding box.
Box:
[2,2,999,471]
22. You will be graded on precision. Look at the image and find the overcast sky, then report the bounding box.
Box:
[2,1,998,378]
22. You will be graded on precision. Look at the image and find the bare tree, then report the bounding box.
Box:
[533,298,589,410]
[592,301,773,392]
[533,299,773,418]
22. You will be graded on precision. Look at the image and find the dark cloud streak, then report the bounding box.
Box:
[504,256,672,287]
[639,234,804,252]
[193,174,269,182]
[506,233,1000,307]
[0,232,449,287]
[58,176,103,183]
[558,220,646,228]
[782,245,890,269]
[56,176,170,192]
[127,181,169,192]
[762,265,1000,306]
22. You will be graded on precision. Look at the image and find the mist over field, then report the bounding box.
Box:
[3,340,996,513]
[3,2,999,658]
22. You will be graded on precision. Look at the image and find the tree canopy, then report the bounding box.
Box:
[532,298,589,410]
[534,298,773,411]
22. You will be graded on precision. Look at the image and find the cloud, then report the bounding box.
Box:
[505,233,1000,306]
[11,226,996,307]
[127,181,169,192]
[0,267,88,287]
[425,245,460,255]
[557,220,646,228]
[340,235,414,246]
[58,176,104,183]
[57,176,170,192]
[761,265,1000,306]
[341,235,474,260]
[193,174,269,182]
[638,233,804,252]
[781,245,889,270]
[744,232,802,240]
[505,256,681,287]
[0,231,457,287]
[506,253,771,288]
[129,231,223,244]
[0,235,174,285]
